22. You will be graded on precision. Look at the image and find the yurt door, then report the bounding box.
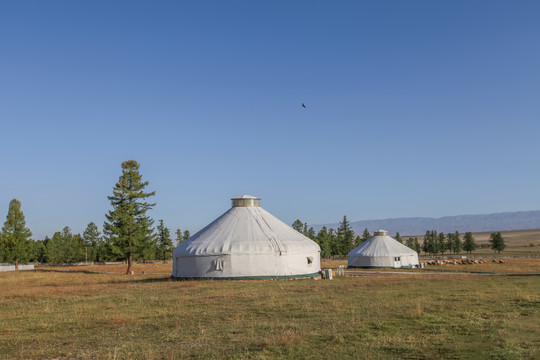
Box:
[393,256,401,268]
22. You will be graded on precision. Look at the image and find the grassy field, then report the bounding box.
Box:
[1,263,539,359]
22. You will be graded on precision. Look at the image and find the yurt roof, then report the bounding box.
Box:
[174,196,320,257]
[348,230,416,257]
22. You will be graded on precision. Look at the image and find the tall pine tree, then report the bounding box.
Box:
[104,160,156,274]
[83,222,101,262]
[463,232,476,254]
[175,228,184,245]
[453,231,462,254]
[337,216,355,255]
[489,231,506,254]
[1,199,33,270]
[361,228,371,243]
[156,220,173,263]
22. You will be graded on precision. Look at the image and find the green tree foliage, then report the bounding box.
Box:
[183,230,190,241]
[292,219,303,233]
[361,228,371,243]
[104,160,156,274]
[438,232,446,255]
[156,220,174,263]
[395,232,403,244]
[175,229,184,245]
[414,237,421,254]
[489,231,506,254]
[446,233,454,254]
[315,226,332,258]
[422,230,441,255]
[83,222,101,262]
[337,216,355,255]
[463,232,476,254]
[453,231,462,254]
[354,235,361,247]
[32,240,47,263]
[306,227,316,240]
[328,228,339,256]
[44,227,86,263]
[406,237,414,249]
[1,199,33,270]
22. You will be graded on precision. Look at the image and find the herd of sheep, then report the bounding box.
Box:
[423,258,504,266]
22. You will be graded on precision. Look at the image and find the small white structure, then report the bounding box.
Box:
[0,264,34,272]
[347,230,419,268]
[172,195,321,279]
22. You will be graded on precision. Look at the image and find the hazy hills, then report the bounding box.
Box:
[314,210,540,236]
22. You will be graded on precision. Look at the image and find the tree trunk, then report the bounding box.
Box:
[15,259,19,271]
[126,254,133,275]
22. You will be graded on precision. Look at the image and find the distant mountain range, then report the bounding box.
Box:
[313,210,540,236]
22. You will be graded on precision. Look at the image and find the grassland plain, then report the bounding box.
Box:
[1,266,539,360]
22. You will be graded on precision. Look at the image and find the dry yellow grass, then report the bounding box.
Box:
[1,270,539,359]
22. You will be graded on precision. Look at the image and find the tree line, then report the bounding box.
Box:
[0,160,190,272]
[0,159,507,272]
[292,219,506,257]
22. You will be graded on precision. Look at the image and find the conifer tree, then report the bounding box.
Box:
[292,219,303,233]
[45,231,63,263]
[463,232,476,254]
[156,220,173,263]
[489,231,506,254]
[446,233,454,254]
[307,227,316,240]
[328,228,339,256]
[395,232,403,244]
[83,222,101,262]
[453,231,462,254]
[422,230,431,254]
[414,237,421,254]
[406,237,414,249]
[361,228,371,243]
[1,199,33,270]
[315,226,332,258]
[438,232,446,255]
[32,239,46,263]
[183,230,190,241]
[337,216,355,255]
[104,160,156,274]
[175,228,184,245]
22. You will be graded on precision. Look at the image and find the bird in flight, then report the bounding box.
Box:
[302,102,306,108]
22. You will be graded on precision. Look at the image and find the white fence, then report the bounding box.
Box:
[0,264,35,272]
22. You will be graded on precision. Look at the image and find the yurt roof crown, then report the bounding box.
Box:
[231,195,261,208]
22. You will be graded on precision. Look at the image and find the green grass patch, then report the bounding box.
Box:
[1,271,539,359]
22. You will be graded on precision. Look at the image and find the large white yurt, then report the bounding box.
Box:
[172,195,321,279]
[348,230,419,268]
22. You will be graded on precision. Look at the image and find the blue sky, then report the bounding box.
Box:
[1,1,539,239]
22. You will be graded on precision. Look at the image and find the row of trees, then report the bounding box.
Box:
[26,221,190,265]
[0,161,191,273]
[292,218,506,257]
[0,160,509,274]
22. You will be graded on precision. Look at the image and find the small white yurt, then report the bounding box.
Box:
[172,195,321,279]
[348,230,419,268]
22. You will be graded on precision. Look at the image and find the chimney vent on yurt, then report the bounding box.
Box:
[374,230,388,236]
[231,195,261,208]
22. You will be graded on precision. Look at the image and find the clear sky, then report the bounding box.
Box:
[1,1,539,239]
